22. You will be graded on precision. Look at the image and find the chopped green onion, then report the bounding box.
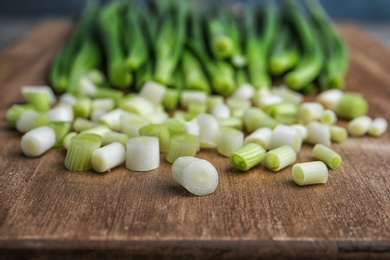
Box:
[73,117,99,132]
[298,102,324,123]
[265,145,297,172]
[58,93,77,107]
[218,117,243,130]
[335,92,368,119]
[91,98,115,112]
[231,83,255,100]
[21,126,56,157]
[48,121,72,148]
[180,90,208,108]
[272,85,304,105]
[166,134,200,164]
[211,103,231,119]
[184,120,200,136]
[312,144,342,169]
[216,127,244,157]
[99,109,124,131]
[16,110,48,133]
[290,124,308,140]
[197,113,219,148]
[94,87,124,102]
[21,86,55,112]
[305,121,331,146]
[315,89,344,110]
[162,88,180,111]
[263,102,299,125]
[321,109,337,125]
[86,69,106,85]
[120,112,149,138]
[330,125,348,143]
[253,92,283,109]
[139,124,171,153]
[102,131,128,146]
[91,142,125,173]
[230,143,266,171]
[63,132,78,150]
[172,156,219,196]
[139,81,167,106]
[244,127,273,150]
[188,102,207,116]
[64,133,102,171]
[6,104,34,128]
[206,95,224,113]
[292,161,328,186]
[269,125,302,153]
[164,118,186,137]
[126,136,160,171]
[226,97,251,112]
[77,76,97,96]
[243,107,278,133]
[120,95,156,116]
[73,97,92,118]
[368,117,388,137]
[47,106,74,122]
[81,125,111,138]
[347,115,372,136]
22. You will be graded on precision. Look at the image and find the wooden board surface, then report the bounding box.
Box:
[0,19,390,259]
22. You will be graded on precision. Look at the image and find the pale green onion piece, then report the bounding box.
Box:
[139,124,170,153]
[272,85,304,105]
[305,122,331,146]
[230,143,266,171]
[94,87,124,102]
[347,115,372,136]
[244,127,273,150]
[299,102,324,123]
[368,117,388,137]
[292,161,328,186]
[47,106,74,122]
[73,97,92,118]
[162,88,180,111]
[78,76,97,96]
[126,136,160,171]
[73,118,99,132]
[231,83,255,100]
[6,104,34,128]
[290,124,308,140]
[63,132,78,150]
[206,95,224,113]
[180,90,208,109]
[86,69,105,85]
[312,144,342,170]
[253,94,283,109]
[139,80,167,106]
[335,92,368,120]
[58,93,77,107]
[321,109,337,125]
[216,127,244,157]
[48,121,72,148]
[92,98,115,112]
[91,142,126,173]
[226,97,251,111]
[243,107,278,133]
[21,126,56,157]
[184,120,200,136]
[173,111,197,122]
[197,113,219,148]
[90,109,106,122]
[166,134,200,163]
[188,102,207,115]
[146,110,169,124]
[102,131,128,146]
[120,112,149,138]
[218,117,243,130]
[120,95,156,116]
[82,125,111,138]
[164,118,186,136]
[64,133,102,171]
[269,125,302,153]
[99,109,124,131]
[265,145,297,172]
[211,103,230,119]
[172,156,219,196]
[21,86,55,112]
[330,125,348,143]
[16,110,48,133]
[315,89,344,110]
[231,109,245,120]
[264,102,299,125]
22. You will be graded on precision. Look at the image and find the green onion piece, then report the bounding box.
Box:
[292,161,328,186]
[265,145,297,172]
[243,107,278,133]
[6,104,34,128]
[94,87,124,103]
[197,113,219,148]
[99,109,124,131]
[305,121,331,146]
[264,102,299,125]
[231,83,255,100]
[230,143,266,171]
[21,86,54,112]
[272,86,304,105]
[298,102,324,123]
[173,111,197,122]
[164,118,186,137]
[172,156,219,196]
[120,95,156,116]
[91,142,125,173]
[63,132,78,150]
[162,88,180,111]
[330,125,348,143]
[92,98,115,112]
[207,95,224,113]
[347,115,372,137]
[16,110,48,133]
[218,117,243,131]
[166,134,200,163]
[73,117,99,132]
[21,126,56,157]
[77,76,97,97]
[312,144,342,169]
[139,81,167,106]
[180,90,208,109]
[321,109,337,125]
[211,103,230,119]
[102,131,128,146]
[120,113,149,138]
[315,89,344,110]
[139,124,171,153]
[368,118,388,137]
[64,133,102,171]
[81,125,111,138]
[47,106,74,122]
[216,127,244,157]
[48,121,72,148]
[86,69,106,85]
[244,127,273,150]
[335,92,368,119]
[126,136,160,171]
[73,97,92,118]
[269,124,303,153]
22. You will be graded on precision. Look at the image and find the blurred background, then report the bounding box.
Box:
[1,0,390,50]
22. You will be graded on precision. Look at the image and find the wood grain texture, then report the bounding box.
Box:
[0,20,390,259]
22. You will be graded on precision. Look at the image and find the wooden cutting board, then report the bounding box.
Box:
[0,19,389,259]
